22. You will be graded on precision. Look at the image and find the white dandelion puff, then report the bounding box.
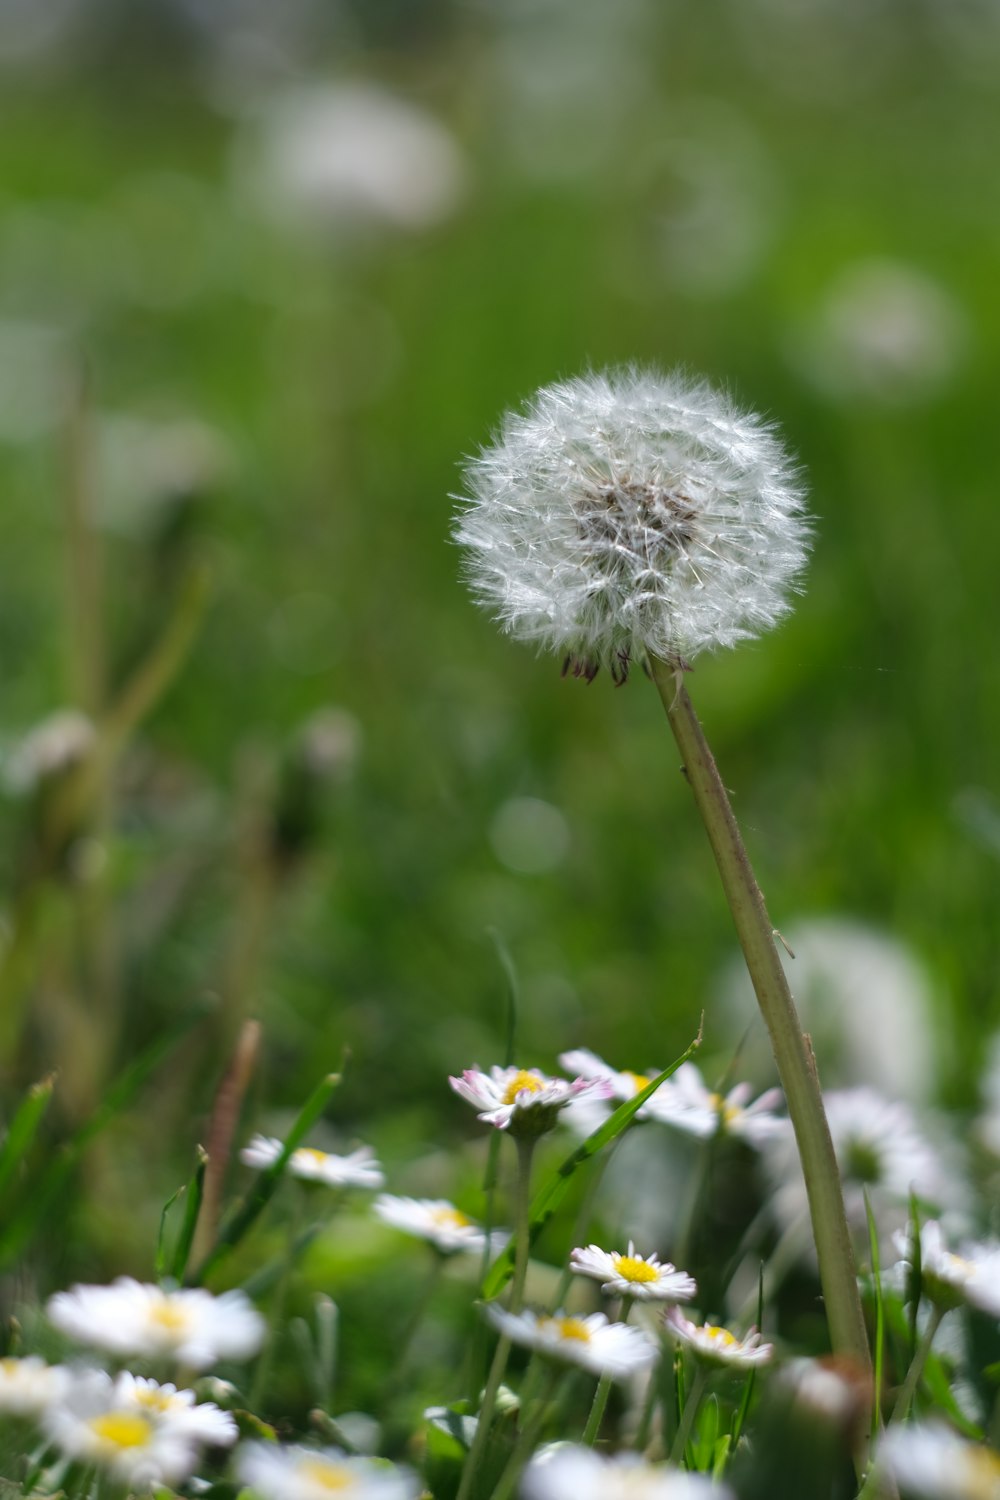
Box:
[455,367,809,680]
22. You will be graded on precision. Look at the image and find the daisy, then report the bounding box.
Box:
[664,1307,773,1370]
[485,1307,657,1380]
[449,1065,609,1136]
[372,1195,504,1256]
[240,1135,385,1190]
[237,1441,419,1500]
[893,1220,1000,1317]
[112,1373,237,1448]
[47,1278,265,1370]
[654,1062,784,1147]
[43,1369,202,1490]
[522,1443,732,1500]
[569,1242,696,1303]
[875,1422,1000,1499]
[0,1356,70,1420]
[557,1048,669,1133]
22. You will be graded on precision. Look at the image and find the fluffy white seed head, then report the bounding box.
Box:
[456,367,810,680]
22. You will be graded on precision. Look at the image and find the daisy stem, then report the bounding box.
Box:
[456,1137,536,1500]
[649,659,870,1377]
[669,1362,707,1466]
[890,1305,944,1424]
[490,1365,559,1500]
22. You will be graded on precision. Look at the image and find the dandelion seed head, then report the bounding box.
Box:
[456,367,809,678]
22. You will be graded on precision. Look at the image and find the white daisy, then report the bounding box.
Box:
[569,1242,697,1303]
[43,1369,201,1490]
[557,1048,668,1133]
[449,1065,609,1136]
[372,1195,504,1256]
[237,1441,420,1500]
[522,1442,732,1500]
[485,1307,657,1380]
[47,1278,265,1370]
[664,1308,773,1370]
[240,1135,385,1190]
[112,1373,237,1448]
[893,1221,1000,1318]
[875,1422,1000,1499]
[0,1356,70,1419]
[652,1061,785,1147]
[455,367,809,679]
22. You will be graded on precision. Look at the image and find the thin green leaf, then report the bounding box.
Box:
[0,1073,55,1202]
[730,1262,764,1448]
[189,1070,342,1285]
[170,1148,209,1282]
[155,1183,188,1282]
[907,1191,923,1354]
[481,1032,701,1302]
[864,1188,885,1438]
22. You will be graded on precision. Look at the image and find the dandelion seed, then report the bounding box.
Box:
[449,1064,609,1137]
[240,1135,385,1189]
[373,1194,505,1256]
[522,1442,732,1499]
[664,1307,773,1370]
[455,367,809,679]
[47,1278,265,1369]
[485,1306,657,1380]
[237,1441,420,1500]
[569,1241,696,1303]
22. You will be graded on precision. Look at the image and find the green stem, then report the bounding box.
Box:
[669,1363,707,1466]
[582,1372,613,1447]
[891,1305,944,1424]
[490,1366,558,1500]
[649,660,870,1376]
[456,1137,536,1500]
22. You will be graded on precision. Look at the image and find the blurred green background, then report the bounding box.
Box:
[1,0,999,1280]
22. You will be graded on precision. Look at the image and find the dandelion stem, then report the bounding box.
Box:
[456,1137,536,1500]
[649,659,870,1376]
[891,1305,944,1424]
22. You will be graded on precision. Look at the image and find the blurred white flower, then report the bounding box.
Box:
[4,709,96,795]
[522,1442,732,1499]
[449,1065,609,1136]
[893,1220,1000,1318]
[95,411,233,532]
[237,82,465,237]
[0,1356,69,1419]
[569,1241,696,1303]
[43,1369,203,1490]
[240,1135,384,1189]
[456,367,809,680]
[718,917,939,1102]
[653,1061,784,1147]
[47,1278,265,1370]
[373,1195,504,1257]
[557,1047,662,1134]
[486,1307,657,1380]
[237,1441,419,1500]
[763,1087,955,1247]
[976,1031,1000,1158]
[664,1307,773,1369]
[489,796,570,874]
[786,260,967,406]
[875,1421,1000,1499]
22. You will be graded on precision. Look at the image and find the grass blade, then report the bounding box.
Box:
[0,1073,55,1202]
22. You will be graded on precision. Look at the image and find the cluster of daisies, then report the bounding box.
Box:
[7,1052,1000,1499]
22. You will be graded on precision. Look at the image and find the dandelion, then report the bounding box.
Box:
[522,1443,732,1499]
[43,1370,204,1491]
[664,1307,773,1370]
[240,1134,385,1190]
[47,1278,265,1369]
[449,1065,609,1137]
[455,367,808,681]
[237,1441,420,1500]
[486,1307,657,1380]
[373,1194,503,1256]
[0,1356,69,1419]
[570,1241,696,1303]
[874,1422,1000,1499]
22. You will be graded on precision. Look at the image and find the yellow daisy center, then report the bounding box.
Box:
[296,1148,331,1167]
[704,1325,738,1348]
[624,1072,653,1094]
[88,1412,154,1451]
[297,1457,355,1491]
[542,1316,591,1343]
[132,1388,175,1412]
[942,1252,976,1277]
[961,1448,1000,1497]
[147,1298,190,1334]
[0,1359,21,1376]
[431,1207,472,1229]
[502,1071,544,1105]
[709,1093,742,1127]
[611,1254,658,1285]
